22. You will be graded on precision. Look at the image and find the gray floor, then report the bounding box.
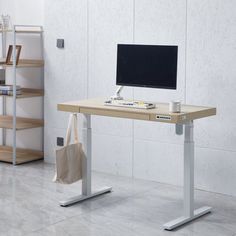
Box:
[0,162,236,236]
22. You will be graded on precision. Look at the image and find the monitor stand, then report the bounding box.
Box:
[108,86,155,109]
[111,86,124,100]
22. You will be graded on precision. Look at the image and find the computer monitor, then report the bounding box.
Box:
[116,44,178,90]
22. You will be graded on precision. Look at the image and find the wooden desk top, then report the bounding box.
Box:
[58,98,216,124]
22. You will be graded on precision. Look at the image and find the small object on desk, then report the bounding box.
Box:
[169,101,181,113]
[104,99,155,109]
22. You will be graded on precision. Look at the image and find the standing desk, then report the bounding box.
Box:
[57,98,216,230]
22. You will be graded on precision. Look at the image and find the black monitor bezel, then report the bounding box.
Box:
[116,44,178,90]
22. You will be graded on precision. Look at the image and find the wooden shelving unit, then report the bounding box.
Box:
[0,146,43,164]
[0,25,44,165]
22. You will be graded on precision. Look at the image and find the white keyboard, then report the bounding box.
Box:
[104,100,155,109]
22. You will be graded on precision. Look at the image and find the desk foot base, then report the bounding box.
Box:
[59,186,112,207]
[163,206,212,230]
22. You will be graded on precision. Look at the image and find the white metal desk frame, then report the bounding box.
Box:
[59,114,211,231]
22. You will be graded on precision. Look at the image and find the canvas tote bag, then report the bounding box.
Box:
[53,114,85,184]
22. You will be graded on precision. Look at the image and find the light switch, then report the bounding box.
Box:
[57,39,64,49]
[57,137,64,146]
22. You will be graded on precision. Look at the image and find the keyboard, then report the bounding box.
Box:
[104,100,155,109]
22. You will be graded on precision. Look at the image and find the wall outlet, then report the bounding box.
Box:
[57,39,64,49]
[57,137,64,146]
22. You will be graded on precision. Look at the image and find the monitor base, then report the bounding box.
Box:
[111,86,124,100]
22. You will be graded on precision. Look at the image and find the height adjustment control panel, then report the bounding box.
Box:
[155,115,171,121]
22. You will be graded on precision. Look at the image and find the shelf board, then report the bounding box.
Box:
[0,115,44,130]
[2,59,44,68]
[18,88,44,98]
[0,88,44,98]
[0,29,43,34]
[0,29,12,33]
[0,146,43,164]
[15,29,43,34]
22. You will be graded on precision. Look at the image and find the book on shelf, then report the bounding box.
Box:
[0,90,22,95]
[0,85,21,91]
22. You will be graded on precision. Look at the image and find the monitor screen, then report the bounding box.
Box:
[116,44,178,89]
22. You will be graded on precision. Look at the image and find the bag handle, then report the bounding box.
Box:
[65,113,79,145]
[73,114,79,143]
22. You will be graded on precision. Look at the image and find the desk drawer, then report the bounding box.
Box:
[80,108,150,121]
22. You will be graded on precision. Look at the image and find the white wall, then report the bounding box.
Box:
[0,0,44,149]
[0,0,44,25]
[5,0,236,197]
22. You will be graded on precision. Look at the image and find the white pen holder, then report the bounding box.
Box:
[169,101,181,113]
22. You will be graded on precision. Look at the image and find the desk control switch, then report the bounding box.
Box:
[156,115,171,121]
[176,124,183,135]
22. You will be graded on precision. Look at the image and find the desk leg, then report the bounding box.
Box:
[59,114,112,207]
[163,121,211,230]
